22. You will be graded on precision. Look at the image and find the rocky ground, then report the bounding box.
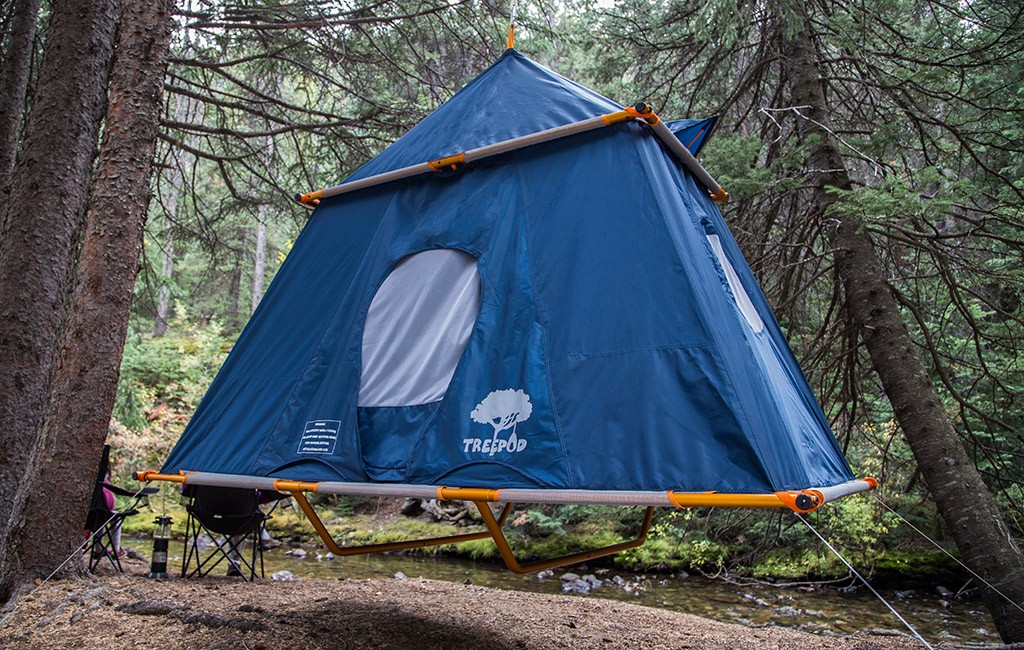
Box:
[0,555,938,650]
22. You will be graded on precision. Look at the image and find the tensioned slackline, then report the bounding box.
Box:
[295,103,729,207]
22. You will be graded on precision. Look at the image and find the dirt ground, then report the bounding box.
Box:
[0,555,940,650]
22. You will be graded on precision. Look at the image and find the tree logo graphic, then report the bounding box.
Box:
[466,389,532,455]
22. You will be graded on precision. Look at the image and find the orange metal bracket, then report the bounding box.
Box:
[475,503,656,574]
[135,470,187,484]
[427,153,466,171]
[288,490,513,556]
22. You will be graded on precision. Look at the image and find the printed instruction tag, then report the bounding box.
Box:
[297,420,341,455]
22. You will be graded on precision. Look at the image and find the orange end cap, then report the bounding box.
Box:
[297,189,323,205]
[864,477,878,490]
[710,187,729,203]
[775,490,824,513]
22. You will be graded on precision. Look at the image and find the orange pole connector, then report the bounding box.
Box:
[135,470,187,484]
[273,479,321,493]
[506,23,515,50]
[436,486,501,502]
[427,152,466,171]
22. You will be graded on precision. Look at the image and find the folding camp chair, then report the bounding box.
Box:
[84,445,156,572]
[181,485,268,581]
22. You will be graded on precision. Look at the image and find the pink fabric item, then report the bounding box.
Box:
[102,485,115,511]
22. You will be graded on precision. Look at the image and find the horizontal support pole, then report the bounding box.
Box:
[294,103,727,205]
[137,471,876,510]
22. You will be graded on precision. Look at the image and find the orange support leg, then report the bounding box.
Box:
[474,503,656,574]
[288,491,513,556]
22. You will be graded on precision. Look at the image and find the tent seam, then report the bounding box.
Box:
[554,342,715,363]
[663,158,781,491]
[513,152,578,490]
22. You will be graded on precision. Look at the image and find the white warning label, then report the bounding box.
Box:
[297,420,341,455]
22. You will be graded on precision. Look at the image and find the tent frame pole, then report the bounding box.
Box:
[475,503,656,575]
[286,490,655,573]
[287,490,514,556]
[295,104,728,206]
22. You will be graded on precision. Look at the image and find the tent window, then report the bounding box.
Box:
[706,234,764,334]
[358,249,481,407]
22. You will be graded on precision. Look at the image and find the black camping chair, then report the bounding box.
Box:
[84,445,157,572]
[181,485,271,581]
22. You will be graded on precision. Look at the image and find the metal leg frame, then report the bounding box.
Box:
[289,491,513,556]
[475,503,655,574]
[182,514,263,581]
[288,491,656,574]
[87,517,125,573]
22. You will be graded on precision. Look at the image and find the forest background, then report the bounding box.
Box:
[0,0,1022,642]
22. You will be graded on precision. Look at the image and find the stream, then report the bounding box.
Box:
[130,537,1000,646]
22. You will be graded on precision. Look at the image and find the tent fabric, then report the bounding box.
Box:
[161,49,854,494]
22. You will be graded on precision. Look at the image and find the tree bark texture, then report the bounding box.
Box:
[779,10,1024,642]
[1,0,175,597]
[0,0,121,600]
[0,0,42,195]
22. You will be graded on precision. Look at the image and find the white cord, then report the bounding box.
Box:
[795,513,934,649]
[509,0,519,26]
[0,483,152,626]
[873,495,1024,615]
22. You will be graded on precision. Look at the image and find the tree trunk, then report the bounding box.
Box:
[1,0,175,598]
[154,215,175,336]
[226,246,243,332]
[153,145,186,337]
[0,0,121,602]
[154,93,192,337]
[0,0,41,195]
[251,210,268,313]
[780,8,1024,642]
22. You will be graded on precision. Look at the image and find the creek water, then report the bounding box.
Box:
[133,537,1000,646]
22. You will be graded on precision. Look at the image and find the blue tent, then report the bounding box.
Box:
[150,50,871,545]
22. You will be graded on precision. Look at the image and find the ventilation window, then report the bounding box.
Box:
[706,234,764,333]
[358,249,482,407]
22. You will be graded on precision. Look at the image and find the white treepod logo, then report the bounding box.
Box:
[465,389,532,455]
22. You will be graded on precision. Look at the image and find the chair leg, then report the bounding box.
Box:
[182,514,195,578]
[87,525,123,573]
[194,533,235,577]
[257,523,266,579]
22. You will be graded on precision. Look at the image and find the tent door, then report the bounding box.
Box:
[357,248,482,480]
